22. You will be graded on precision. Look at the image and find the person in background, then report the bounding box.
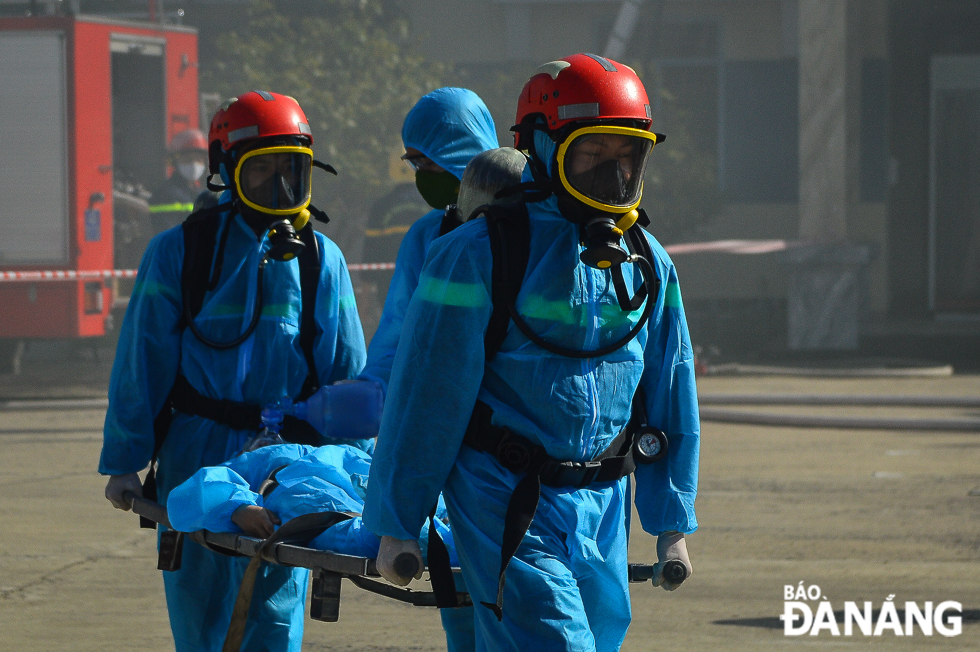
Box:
[359,87,498,395]
[149,128,217,233]
[357,182,429,337]
[358,87,499,652]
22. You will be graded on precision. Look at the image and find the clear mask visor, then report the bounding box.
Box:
[235,146,313,215]
[557,127,660,212]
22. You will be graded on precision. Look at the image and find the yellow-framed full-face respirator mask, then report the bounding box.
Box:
[557,126,660,218]
[554,126,662,269]
[234,145,314,261]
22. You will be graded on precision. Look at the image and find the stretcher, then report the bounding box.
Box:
[124,492,683,624]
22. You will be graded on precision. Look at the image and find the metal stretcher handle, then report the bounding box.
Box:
[393,553,421,579]
[627,560,688,585]
[125,491,171,527]
[662,559,688,584]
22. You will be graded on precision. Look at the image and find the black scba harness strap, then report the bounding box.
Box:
[439,206,463,237]
[179,205,323,399]
[463,399,643,620]
[424,202,663,618]
[483,202,531,360]
[139,206,323,527]
[167,375,321,444]
[258,464,290,499]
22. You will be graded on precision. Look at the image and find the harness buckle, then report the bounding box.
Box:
[541,459,602,488]
[574,460,602,487]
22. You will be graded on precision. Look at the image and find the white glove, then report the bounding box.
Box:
[376,536,424,586]
[652,531,692,591]
[104,473,143,511]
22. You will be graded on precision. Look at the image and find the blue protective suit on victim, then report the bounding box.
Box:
[359,88,498,395]
[167,443,458,563]
[99,204,367,652]
[364,130,700,651]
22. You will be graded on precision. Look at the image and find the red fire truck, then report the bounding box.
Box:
[0,13,200,350]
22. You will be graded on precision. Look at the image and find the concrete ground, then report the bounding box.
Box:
[1,364,978,650]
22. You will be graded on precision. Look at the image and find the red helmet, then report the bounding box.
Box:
[169,128,208,153]
[513,53,652,149]
[208,91,313,173]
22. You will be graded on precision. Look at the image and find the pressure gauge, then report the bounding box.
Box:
[633,426,668,463]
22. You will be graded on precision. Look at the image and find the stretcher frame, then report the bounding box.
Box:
[127,494,664,623]
[128,494,471,622]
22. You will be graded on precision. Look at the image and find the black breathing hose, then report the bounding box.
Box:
[507,254,657,359]
[184,256,268,350]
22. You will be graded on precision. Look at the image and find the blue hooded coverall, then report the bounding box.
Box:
[99,203,367,652]
[166,443,458,564]
[357,88,497,652]
[363,130,700,651]
[359,87,498,395]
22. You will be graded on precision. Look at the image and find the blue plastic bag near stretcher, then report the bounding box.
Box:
[294,382,384,442]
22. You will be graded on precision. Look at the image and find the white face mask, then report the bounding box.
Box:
[177,161,207,183]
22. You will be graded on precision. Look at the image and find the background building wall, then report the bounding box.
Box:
[50,0,974,357]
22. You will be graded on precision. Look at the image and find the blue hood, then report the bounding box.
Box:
[519,128,562,216]
[402,88,498,180]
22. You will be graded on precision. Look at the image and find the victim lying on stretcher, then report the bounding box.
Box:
[165,442,459,565]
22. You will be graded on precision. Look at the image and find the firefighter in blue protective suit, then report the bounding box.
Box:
[99,91,367,652]
[363,54,700,651]
[358,87,498,395]
[357,87,497,652]
[166,443,458,565]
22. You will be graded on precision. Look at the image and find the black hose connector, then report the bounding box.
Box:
[265,219,305,262]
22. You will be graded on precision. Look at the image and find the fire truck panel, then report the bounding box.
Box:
[0,15,199,338]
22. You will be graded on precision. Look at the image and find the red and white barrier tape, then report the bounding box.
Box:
[0,264,394,282]
[0,269,138,283]
[0,241,801,282]
[347,263,396,271]
[664,239,798,255]
[348,241,799,265]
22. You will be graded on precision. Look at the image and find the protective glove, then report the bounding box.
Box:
[652,530,692,591]
[376,535,424,586]
[104,473,143,511]
[232,505,281,538]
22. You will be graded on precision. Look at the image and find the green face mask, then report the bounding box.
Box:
[415,170,460,210]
